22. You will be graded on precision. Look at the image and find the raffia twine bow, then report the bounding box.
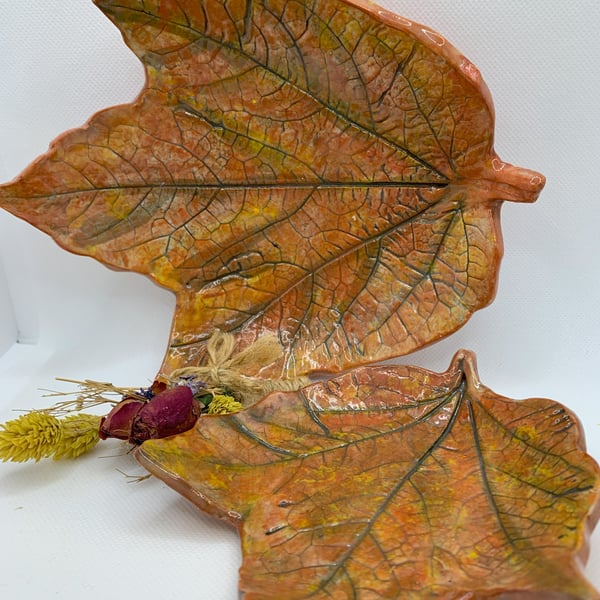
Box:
[169,330,310,407]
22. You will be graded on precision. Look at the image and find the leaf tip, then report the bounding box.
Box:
[450,349,482,388]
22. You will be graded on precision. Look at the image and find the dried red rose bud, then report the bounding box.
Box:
[99,386,200,444]
[99,398,144,440]
[130,386,199,444]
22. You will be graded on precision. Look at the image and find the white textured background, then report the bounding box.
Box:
[0,0,598,597]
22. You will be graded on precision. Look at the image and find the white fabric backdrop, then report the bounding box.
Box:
[0,0,598,597]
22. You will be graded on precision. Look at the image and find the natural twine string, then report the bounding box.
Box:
[169,331,310,406]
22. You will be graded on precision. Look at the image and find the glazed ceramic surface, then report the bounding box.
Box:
[0,0,544,379]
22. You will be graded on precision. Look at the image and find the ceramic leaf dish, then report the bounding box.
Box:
[0,1,598,598]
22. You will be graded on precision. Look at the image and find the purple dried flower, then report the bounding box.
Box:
[177,375,207,397]
[138,380,168,400]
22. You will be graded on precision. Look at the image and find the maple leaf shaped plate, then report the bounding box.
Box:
[137,351,600,599]
[0,0,544,379]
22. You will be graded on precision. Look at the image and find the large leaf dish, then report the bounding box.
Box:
[0,0,545,379]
